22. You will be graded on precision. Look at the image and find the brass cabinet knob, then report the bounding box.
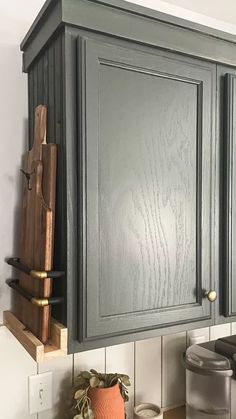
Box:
[205,290,217,302]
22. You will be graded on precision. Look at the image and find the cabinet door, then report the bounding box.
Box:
[78,37,215,341]
[221,70,236,317]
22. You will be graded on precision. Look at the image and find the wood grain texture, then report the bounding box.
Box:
[4,311,45,361]
[4,311,67,362]
[84,38,214,339]
[99,65,197,315]
[16,105,57,343]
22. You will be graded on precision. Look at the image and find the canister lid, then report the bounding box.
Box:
[215,335,236,360]
[185,345,232,374]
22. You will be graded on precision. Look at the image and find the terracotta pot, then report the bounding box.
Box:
[88,382,125,419]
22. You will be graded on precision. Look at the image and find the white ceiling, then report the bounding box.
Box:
[163,0,236,25]
[126,0,236,34]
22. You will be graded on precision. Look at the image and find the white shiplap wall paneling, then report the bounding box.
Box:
[162,332,187,409]
[210,323,231,340]
[106,343,135,419]
[187,327,210,346]
[0,326,37,419]
[135,337,162,407]
[74,348,106,377]
[38,354,73,419]
[231,323,236,334]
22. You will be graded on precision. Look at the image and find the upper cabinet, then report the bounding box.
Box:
[21,0,236,352]
[80,38,216,342]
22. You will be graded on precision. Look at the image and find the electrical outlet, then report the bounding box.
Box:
[28,372,52,414]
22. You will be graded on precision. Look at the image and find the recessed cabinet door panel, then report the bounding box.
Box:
[78,38,215,340]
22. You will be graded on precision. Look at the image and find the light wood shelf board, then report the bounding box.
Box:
[3,311,67,362]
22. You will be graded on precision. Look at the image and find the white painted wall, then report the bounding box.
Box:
[1,1,236,418]
[157,0,236,27]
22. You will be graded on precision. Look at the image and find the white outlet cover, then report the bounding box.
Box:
[28,372,52,414]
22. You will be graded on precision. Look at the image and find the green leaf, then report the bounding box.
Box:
[89,375,100,388]
[81,371,91,379]
[90,369,98,375]
[73,415,83,419]
[75,376,87,387]
[121,376,131,386]
[74,389,86,400]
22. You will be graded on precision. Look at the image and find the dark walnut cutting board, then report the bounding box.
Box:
[15,105,57,343]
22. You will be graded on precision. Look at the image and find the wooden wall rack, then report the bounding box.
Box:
[3,311,67,362]
[5,257,67,361]
[4,106,68,360]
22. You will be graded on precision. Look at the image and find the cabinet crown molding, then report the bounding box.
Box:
[21,0,236,71]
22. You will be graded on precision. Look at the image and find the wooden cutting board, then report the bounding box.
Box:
[15,105,57,343]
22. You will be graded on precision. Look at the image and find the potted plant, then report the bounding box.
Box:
[73,369,130,419]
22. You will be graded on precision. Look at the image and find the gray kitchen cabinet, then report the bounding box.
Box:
[21,0,236,352]
[217,66,236,319]
[82,38,215,340]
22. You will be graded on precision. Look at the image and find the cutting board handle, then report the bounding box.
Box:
[30,105,47,160]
